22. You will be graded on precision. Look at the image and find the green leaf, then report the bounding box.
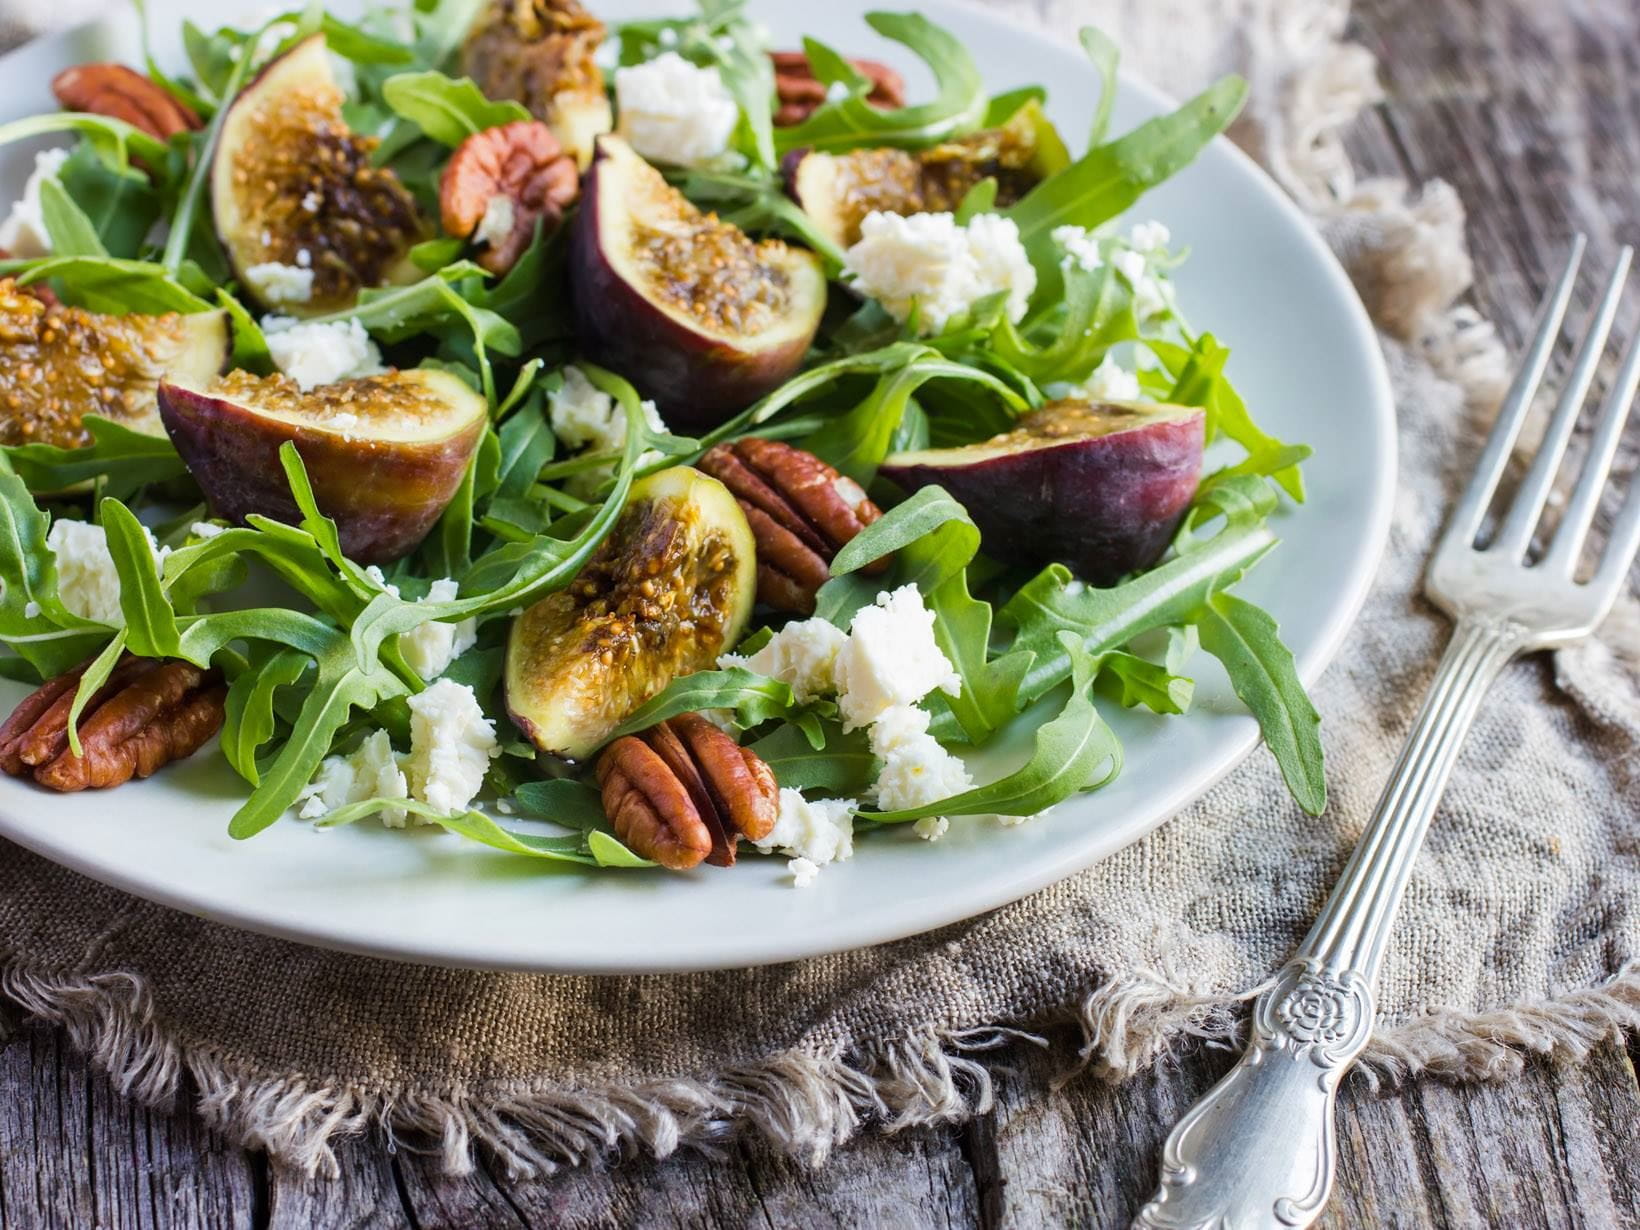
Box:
[861,632,1120,820]
[606,669,797,743]
[0,417,187,501]
[99,499,179,658]
[221,647,311,784]
[1096,649,1193,714]
[8,256,212,315]
[319,12,416,64]
[0,114,170,179]
[494,391,556,498]
[586,828,657,868]
[1195,590,1325,815]
[64,632,129,758]
[0,468,107,677]
[37,177,109,259]
[56,141,163,259]
[216,290,275,374]
[1079,27,1121,146]
[747,721,875,794]
[511,778,607,830]
[775,13,986,153]
[380,71,531,146]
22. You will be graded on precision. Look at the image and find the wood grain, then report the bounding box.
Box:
[5,0,1640,1226]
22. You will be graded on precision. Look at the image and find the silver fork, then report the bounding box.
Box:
[1136,236,1640,1230]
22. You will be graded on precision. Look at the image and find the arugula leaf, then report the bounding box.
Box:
[1079,27,1120,147]
[380,71,530,146]
[605,669,797,743]
[56,142,163,260]
[5,256,212,315]
[1195,590,1325,815]
[220,647,311,784]
[0,468,107,677]
[65,632,130,757]
[1096,649,1194,714]
[0,417,188,500]
[217,291,275,374]
[748,721,876,794]
[37,178,109,259]
[511,778,607,830]
[774,13,986,153]
[100,499,180,658]
[861,633,1120,820]
[989,261,1138,385]
[0,114,170,180]
[317,12,416,64]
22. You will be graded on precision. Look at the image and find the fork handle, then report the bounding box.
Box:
[1135,616,1526,1230]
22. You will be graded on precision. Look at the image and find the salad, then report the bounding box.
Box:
[0,0,1322,886]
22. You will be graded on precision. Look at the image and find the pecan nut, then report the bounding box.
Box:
[595,711,778,870]
[0,654,226,792]
[769,51,906,127]
[699,438,889,615]
[439,119,580,275]
[51,63,201,144]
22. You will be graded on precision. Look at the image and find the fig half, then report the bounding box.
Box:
[506,466,756,762]
[881,400,1205,585]
[569,136,827,428]
[0,279,227,449]
[211,35,423,315]
[158,368,488,564]
[785,101,1070,249]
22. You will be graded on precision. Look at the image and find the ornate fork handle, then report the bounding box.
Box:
[1136,616,1526,1230]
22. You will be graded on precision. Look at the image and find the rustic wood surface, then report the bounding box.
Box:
[4,0,1640,1225]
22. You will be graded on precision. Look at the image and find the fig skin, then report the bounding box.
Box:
[569,136,826,428]
[157,370,487,565]
[881,400,1206,586]
[505,467,757,763]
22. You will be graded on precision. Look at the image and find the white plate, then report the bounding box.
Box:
[0,0,1395,972]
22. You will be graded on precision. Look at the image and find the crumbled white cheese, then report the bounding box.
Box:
[843,210,1035,336]
[719,617,848,704]
[548,364,665,452]
[996,806,1053,828]
[45,517,168,626]
[1053,352,1141,403]
[495,799,514,815]
[788,856,820,887]
[262,316,385,392]
[913,816,949,842]
[244,261,315,307]
[0,147,69,259]
[868,705,973,815]
[754,787,855,866]
[825,79,852,103]
[1111,247,1171,320]
[834,584,961,730]
[1128,219,1171,253]
[190,521,226,539]
[403,678,500,815]
[397,577,479,680]
[474,193,516,250]
[22,600,40,620]
[1052,223,1105,275]
[614,51,739,167]
[297,729,410,825]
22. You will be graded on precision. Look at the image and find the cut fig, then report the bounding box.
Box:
[211,35,423,316]
[461,0,613,167]
[505,467,757,762]
[0,278,227,449]
[881,399,1206,585]
[785,101,1070,249]
[569,135,827,428]
[157,368,487,564]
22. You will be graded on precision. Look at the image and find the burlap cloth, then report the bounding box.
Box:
[3,0,1638,1180]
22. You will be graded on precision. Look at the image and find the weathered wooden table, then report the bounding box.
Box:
[4,0,1639,1224]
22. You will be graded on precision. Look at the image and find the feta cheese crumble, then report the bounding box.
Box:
[1052,223,1104,275]
[834,584,961,730]
[261,316,385,392]
[788,856,821,887]
[297,729,409,825]
[0,147,69,259]
[548,364,665,452]
[22,600,40,620]
[474,194,516,251]
[403,679,500,815]
[868,705,974,817]
[397,578,479,680]
[244,261,315,307]
[45,517,169,626]
[913,816,949,842]
[614,51,739,167]
[842,211,1036,336]
[719,617,848,704]
[754,787,855,868]
[1047,352,1142,404]
[190,521,226,539]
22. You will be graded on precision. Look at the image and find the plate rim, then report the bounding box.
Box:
[0,0,1398,973]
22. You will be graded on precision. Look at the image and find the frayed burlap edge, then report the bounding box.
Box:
[4,958,1638,1178]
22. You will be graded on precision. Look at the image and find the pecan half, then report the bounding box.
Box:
[769,51,906,127]
[595,712,778,870]
[439,119,580,275]
[699,439,889,615]
[0,654,226,792]
[51,63,201,144]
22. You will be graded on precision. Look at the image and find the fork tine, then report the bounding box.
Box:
[1590,463,1640,602]
[1544,324,1640,573]
[1493,245,1634,559]
[1445,236,1586,548]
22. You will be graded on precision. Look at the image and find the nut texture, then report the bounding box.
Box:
[439,119,580,274]
[769,51,905,126]
[698,438,888,614]
[594,712,779,870]
[0,654,227,792]
[51,63,201,144]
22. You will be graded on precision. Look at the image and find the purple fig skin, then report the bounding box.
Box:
[157,383,485,565]
[569,138,823,429]
[881,405,1207,586]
